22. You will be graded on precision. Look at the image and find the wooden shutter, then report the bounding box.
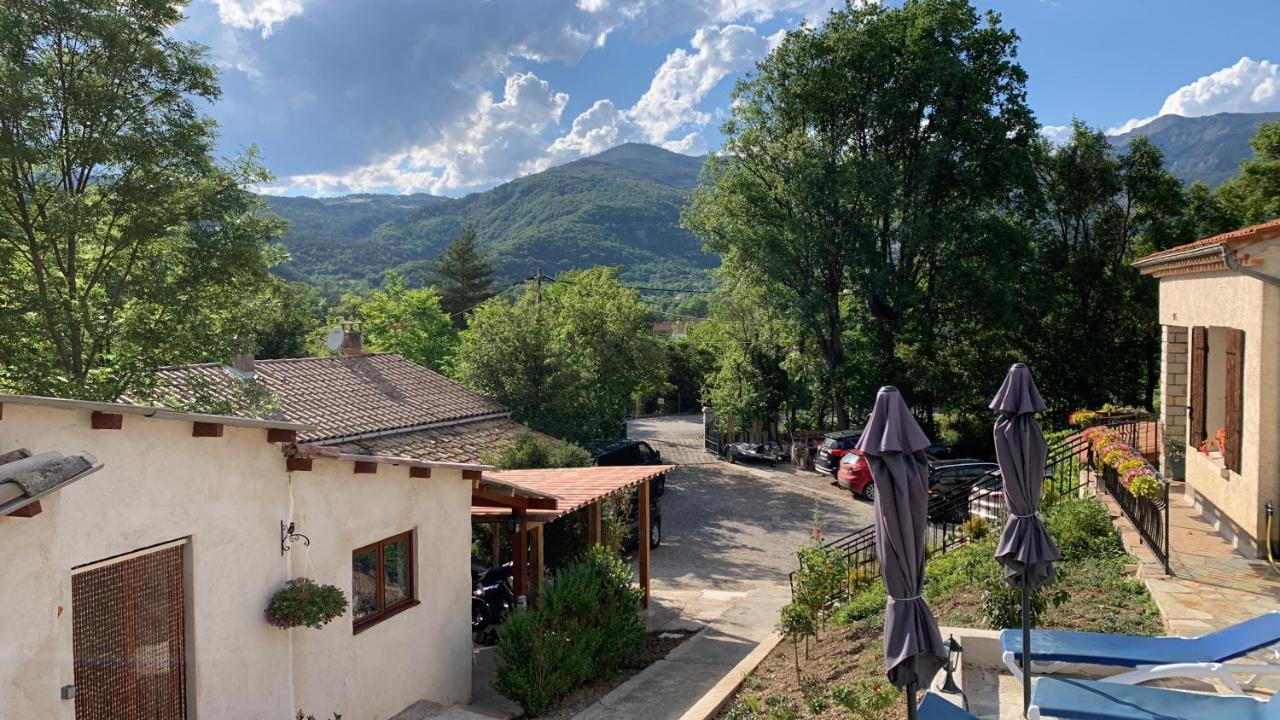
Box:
[1224,328,1245,474]
[1188,326,1208,448]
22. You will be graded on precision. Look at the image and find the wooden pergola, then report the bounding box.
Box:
[471,465,674,607]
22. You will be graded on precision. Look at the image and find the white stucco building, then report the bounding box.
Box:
[1134,219,1280,557]
[0,393,499,720]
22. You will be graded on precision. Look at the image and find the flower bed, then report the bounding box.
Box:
[1081,426,1161,500]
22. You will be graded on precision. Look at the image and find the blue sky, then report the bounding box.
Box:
[177,0,1280,197]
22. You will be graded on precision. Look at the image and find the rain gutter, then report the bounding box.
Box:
[1221,245,1280,288]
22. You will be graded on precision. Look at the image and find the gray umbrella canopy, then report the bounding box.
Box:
[857,387,947,689]
[991,363,1060,588]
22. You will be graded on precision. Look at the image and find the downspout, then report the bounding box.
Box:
[1220,245,1280,288]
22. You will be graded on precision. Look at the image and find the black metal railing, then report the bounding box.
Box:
[1099,456,1171,575]
[791,429,1097,602]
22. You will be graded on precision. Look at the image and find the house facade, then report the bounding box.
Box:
[0,393,499,720]
[1134,219,1280,557]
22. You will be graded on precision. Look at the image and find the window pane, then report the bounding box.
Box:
[352,547,379,620]
[383,538,410,606]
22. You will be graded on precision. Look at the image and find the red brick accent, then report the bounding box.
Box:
[191,422,224,438]
[286,457,313,472]
[90,412,123,430]
[409,466,431,478]
[353,461,378,474]
[266,429,297,444]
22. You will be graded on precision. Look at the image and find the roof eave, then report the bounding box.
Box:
[0,394,315,432]
[1132,243,1225,274]
[292,443,496,473]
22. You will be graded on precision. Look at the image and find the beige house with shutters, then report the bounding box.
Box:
[1134,219,1280,558]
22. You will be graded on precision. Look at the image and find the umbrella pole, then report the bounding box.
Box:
[1021,575,1032,715]
[906,680,918,720]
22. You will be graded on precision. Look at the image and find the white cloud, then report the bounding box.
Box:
[631,24,772,143]
[538,22,773,169]
[211,0,304,37]
[1039,124,1073,144]
[274,72,568,195]
[1106,57,1280,135]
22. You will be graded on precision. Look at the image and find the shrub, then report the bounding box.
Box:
[778,602,817,681]
[830,581,885,625]
[495,546,643,716]
[1043,497,1123,561]
[960,515,990,541]
[830,680,898,716]
[265,578,348,630]
[793,544,849,619]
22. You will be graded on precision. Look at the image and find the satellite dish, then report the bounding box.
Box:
[326,326,345,353]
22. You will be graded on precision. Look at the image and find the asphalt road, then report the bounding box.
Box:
[629,415,877,593]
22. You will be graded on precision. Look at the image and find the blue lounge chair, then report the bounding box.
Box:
[1001,612,1280,694]
[918,692,981,719]
[1027,677,1278,720]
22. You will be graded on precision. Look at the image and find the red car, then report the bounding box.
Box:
[835,450,875,500]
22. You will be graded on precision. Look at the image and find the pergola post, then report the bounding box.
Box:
[531,523,545,597]
[588,501,602,545]
[638,478,651,608]
[491,522,502,565]
[513,515,528,599]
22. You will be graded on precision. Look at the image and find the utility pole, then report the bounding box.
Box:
[527,268,552,322]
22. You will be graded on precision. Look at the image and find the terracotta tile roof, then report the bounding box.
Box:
[0,447,102,517]
[1133,219,1280,276]
[472,465,674,522]
[331,417,551,465]
[148,353,507,443]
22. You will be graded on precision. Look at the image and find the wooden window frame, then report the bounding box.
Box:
[352,530,417,633]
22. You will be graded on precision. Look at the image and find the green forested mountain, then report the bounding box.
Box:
[266,143,715,290]
[1109,111,1280,186]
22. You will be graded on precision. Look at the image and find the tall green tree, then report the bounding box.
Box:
[432,225,496,328]
[252,278,325,360]
[341,271,456,371]
[1026,124,1191,414]
[1217,120,1280,224]
[454,267,667,441]
[0,0,281,400]
[684,0,1038,428]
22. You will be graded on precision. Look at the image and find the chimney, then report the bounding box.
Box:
[341,323,362,357]
[228,351,255,379]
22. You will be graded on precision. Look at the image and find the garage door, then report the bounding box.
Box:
[71,540,188,720]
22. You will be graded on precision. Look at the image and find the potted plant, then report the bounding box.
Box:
[1164,438,1185,480]
[266,578,348,629]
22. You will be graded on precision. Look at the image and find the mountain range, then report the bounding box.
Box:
[266,143,714,290]
[266,113,1276,291]
[1108,111,1280,187]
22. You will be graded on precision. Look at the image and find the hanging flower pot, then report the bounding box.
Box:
[266,578,348,629]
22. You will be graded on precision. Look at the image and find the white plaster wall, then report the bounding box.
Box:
[0,403,473,720]
[0,403,293,720]
[288,459,473,719]
[1158,263,1280,549]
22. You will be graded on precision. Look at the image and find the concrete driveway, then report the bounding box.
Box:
[631,414,876,595]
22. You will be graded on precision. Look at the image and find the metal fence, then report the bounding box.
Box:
[789,427,1101,603]
[1100,455,1171,575]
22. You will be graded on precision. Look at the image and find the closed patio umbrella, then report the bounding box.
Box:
[857,386,948,720]
[991,363,1060,714]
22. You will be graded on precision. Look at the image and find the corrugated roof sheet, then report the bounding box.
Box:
[148,353,507,443]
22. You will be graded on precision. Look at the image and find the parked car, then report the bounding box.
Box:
[622,491,662,552]
[726,441,784,467]
[815,430,863,475]
[926,461,1000,523]
[836,450,874,500]
[925,443,955,461]
[586,439,666,496]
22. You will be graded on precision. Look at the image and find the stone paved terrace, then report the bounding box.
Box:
[1139,484,1280,635]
